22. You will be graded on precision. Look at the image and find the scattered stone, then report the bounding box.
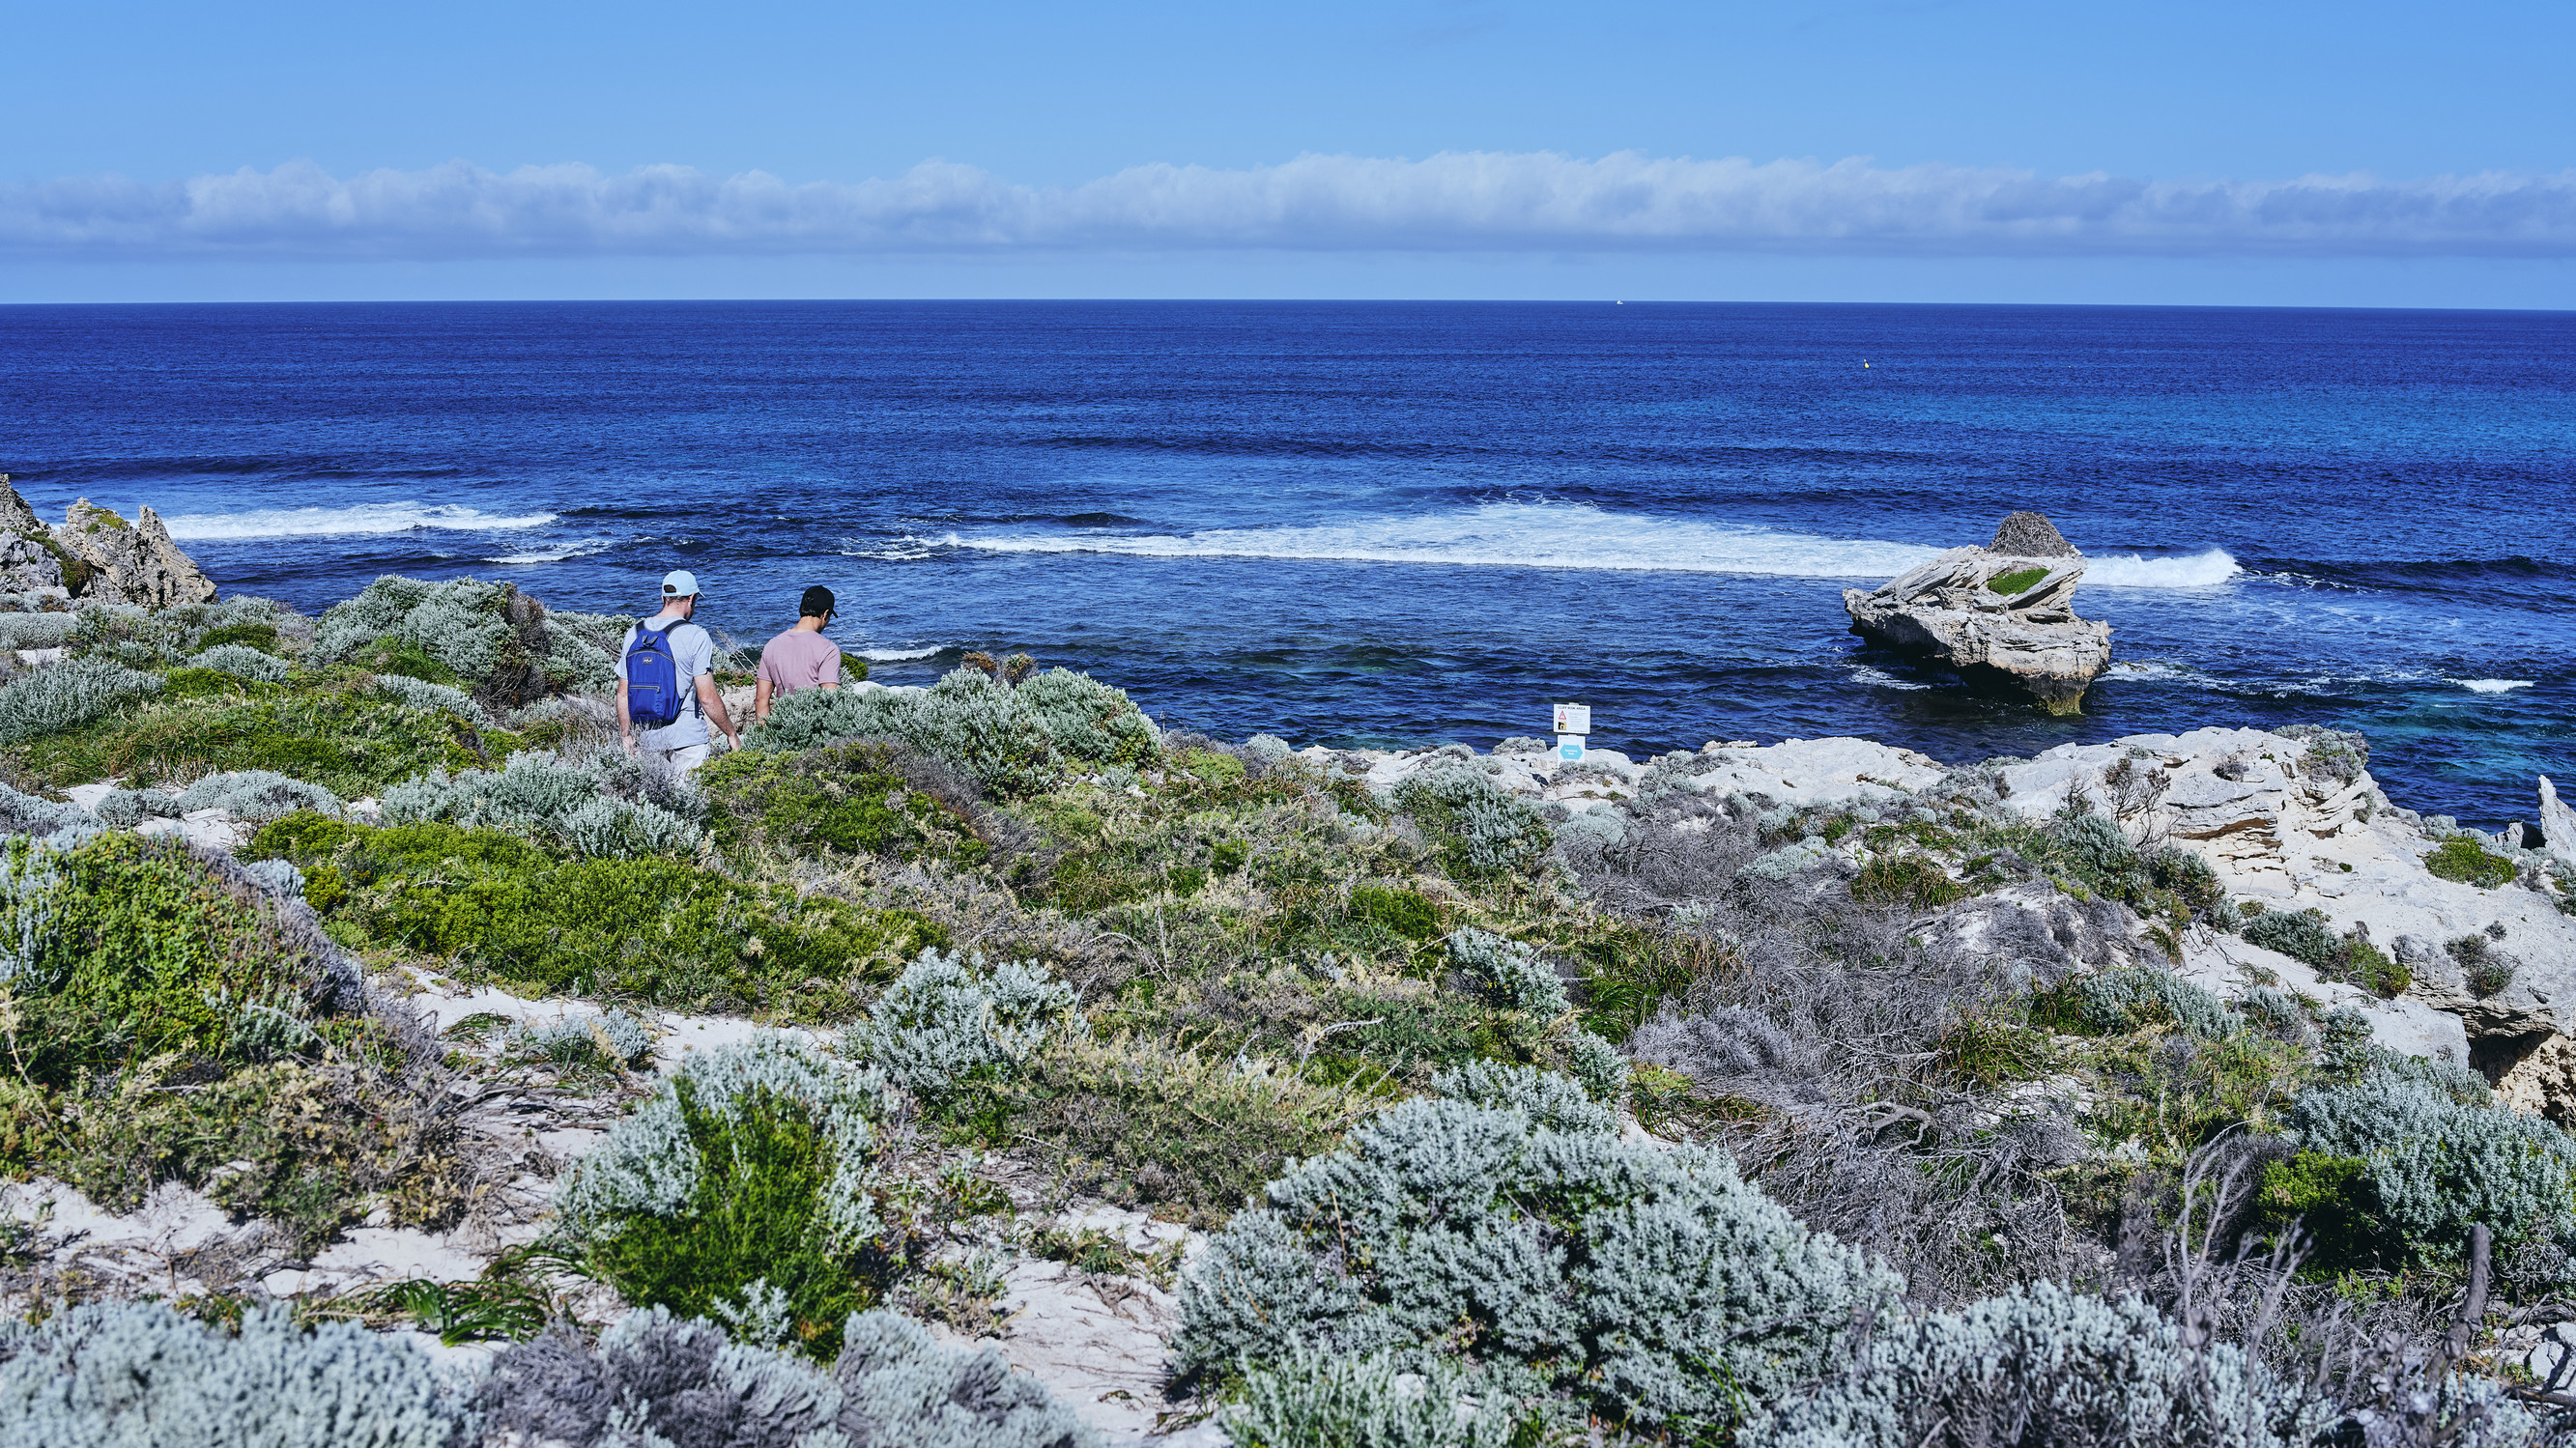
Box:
[1842,513,2113,715]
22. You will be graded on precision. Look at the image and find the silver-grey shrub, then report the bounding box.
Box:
[555,1033,888,1258]
[1445,927,1568,1016]
[1392,766,1552,878]
[507,1008,655,1069]
[1223,1345,1522,1448]
[1743,1282,2338,1448]
[312,575,513,681]
[382,751,701,857]
[750,684,920,753]
[0,657,161,746]
[186,643,291,683]
[1173,1094,1903,1433]
[1430,1059,1616,1135]
[2067,965,2240,1040]
[2290,1067,2576,1258]
[0,1300,467,1448]
[371,674,487,724]
[0,612,76,652]
[1014,667,1160,768]
[174,770,345,823]
[87,788,183,829]
[844,947,1082,1098]
[473,1304,1099,1448]
[908,667,1062,796]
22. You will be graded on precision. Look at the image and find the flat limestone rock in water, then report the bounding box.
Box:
[1842,513,2111,714]
[60,497,219,609]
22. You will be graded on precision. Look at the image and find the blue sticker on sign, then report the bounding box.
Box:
[1559,741,1585,762]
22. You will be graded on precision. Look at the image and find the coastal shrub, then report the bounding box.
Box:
[1224,1347,1524,1448]
[2448,931,2518,996]
[1446,927,1569,1016]
[1743,1282,2337,1448]
[2041,966,2238,1040]
[2426,835,2516,890]
[0,1300,469,1448]
[247,814,943,1018]
[2288,1065,2576,1261]
[0,612,76,651]
[697,737,988,865]
[186,642,292,683]
[909,667,1062,796]
[6,684,492,799]
[88,787,182,828]
[2239,909,2408,996]
[0,831,456,1248]
[0,779,100,840]
[2284,724,2370,788]
[1851,853,1967,911]
[1430,1059,1617,1135]
[0,657,162,745]
[750,684,919,752]
[505,1009,655,1071]
[0,831,357,1087]
[381,750,703,859]
[473,1304,1097,1448]
[1015,667,1161,768]
[946,1031,1387,1227]
[844,947,1082,1100]
[556,1035,892,1359]
[1172,1095,1903,1433]
[314,576,517,682]
[371,673,488,724]
[195,619,281,654]
[1393,767,1551,879]
[175,768,346,822]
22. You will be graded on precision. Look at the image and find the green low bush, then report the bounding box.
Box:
[1851,853,1968,911]
[1392,767,1551,880]
[0,831,460,1251]
[2425,836,2516,890]
[698,738,988,865]
[557,1036,890,1359]
[2240,908,2409,997]
[7,683,499,798]
[248,813,943,1018]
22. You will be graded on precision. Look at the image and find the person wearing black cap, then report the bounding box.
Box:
[755,584,845,723]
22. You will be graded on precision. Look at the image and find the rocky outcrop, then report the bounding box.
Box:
[0,536,67,598]
[59,497,219,609]
[1841,512,2112,715]
[0,474,44,536]
[2542,777,2576,870]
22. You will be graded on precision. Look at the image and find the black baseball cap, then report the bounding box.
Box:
[799,585,836,618]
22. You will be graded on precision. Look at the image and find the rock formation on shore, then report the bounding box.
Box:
[1842,510,2113,715]
[0,472,219,609]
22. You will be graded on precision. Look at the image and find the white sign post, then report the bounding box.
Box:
[1553,702,1589,763]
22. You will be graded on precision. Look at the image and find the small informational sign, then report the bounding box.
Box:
[1553,702,1591,736]
[1558,735,1586,763]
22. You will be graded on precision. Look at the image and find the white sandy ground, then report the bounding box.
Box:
[14,725,2575,1441]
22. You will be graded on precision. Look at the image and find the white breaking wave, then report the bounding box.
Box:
[858,645,943,662]
[956,502,1940,578]
[160,501,557,540]
[2083,550,2242,588]
[485,537,610,564]
[2456,678,2535,694]
[1848,665,1931,691]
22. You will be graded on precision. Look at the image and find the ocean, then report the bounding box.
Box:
[1,300,2567,829]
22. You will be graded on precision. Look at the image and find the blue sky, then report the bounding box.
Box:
[7,0,2573,304]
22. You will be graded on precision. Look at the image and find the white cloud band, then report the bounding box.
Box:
[8,152,2576,259]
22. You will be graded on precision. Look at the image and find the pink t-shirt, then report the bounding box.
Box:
[758,629,844,697]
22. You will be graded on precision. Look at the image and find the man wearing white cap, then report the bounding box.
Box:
[617,569,741,773]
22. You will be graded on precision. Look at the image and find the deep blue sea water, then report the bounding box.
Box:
[1,300,2568,828]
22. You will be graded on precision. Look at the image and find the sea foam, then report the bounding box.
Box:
[2082,550,2242,589]
[958,502,1939,578]
[160,502,557,540]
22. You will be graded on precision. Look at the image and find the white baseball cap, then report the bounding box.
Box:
[661,569,701,598]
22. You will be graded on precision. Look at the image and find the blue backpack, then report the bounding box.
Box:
[623,621,695,727]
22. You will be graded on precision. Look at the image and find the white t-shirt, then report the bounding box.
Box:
[619,616,715,751]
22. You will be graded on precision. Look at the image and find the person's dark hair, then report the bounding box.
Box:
[799,585,836,619]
